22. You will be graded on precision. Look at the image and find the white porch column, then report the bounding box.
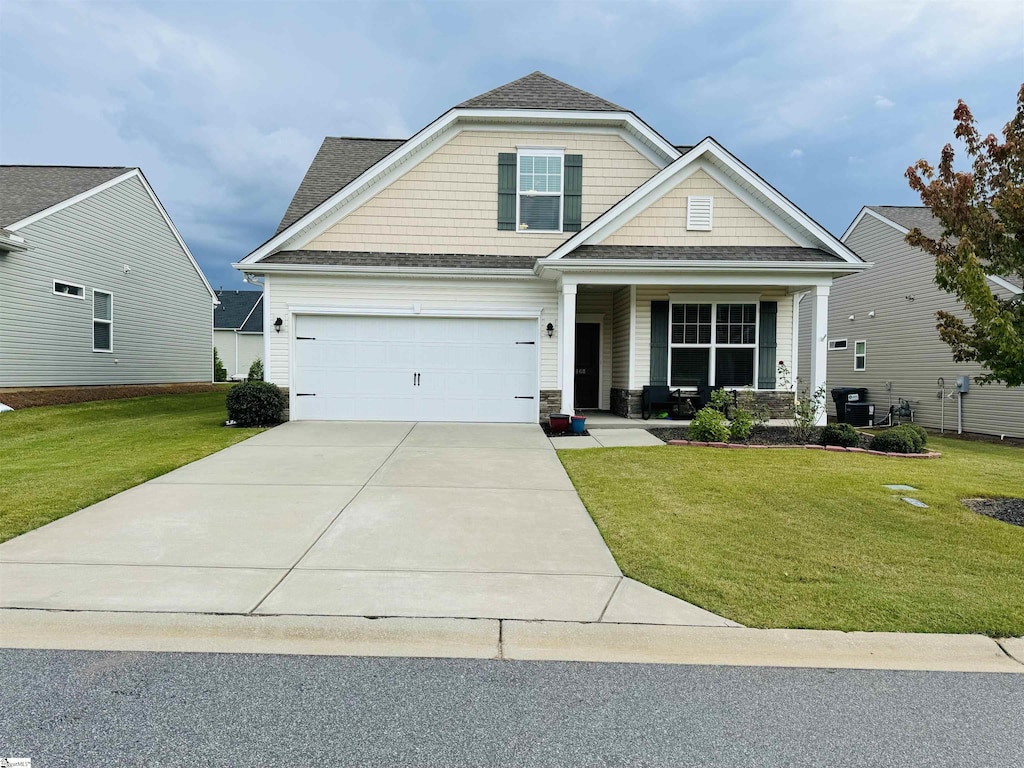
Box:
[560,283,577,414]
[809,284,830,426]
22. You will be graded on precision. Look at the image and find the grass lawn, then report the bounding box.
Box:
[0,391,263,543]
[559,436,1024,636]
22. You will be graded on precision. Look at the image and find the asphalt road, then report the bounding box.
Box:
[1,649,1021,767]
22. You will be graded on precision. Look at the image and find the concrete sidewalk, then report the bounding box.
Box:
[0,421,732,627]
[1,609,1020,673]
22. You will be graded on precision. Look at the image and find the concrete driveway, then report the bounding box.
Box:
[0,422,733,626]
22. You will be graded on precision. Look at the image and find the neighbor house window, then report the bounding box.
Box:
[670,301,757,388]
[93,290,113,352]
[828,338,848,351]
[854,340,866,370]
[53,280,84,298]
[517,149,563,232]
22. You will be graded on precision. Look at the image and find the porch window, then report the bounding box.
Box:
[669,301,757,388]
[517,149,563,232]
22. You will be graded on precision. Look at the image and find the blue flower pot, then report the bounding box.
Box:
[571,416,586,434]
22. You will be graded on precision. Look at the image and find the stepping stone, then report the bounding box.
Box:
[884,484,919,491]
[901,497,929,508]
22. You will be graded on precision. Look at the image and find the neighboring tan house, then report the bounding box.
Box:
[214,289,264,379]
[235,72,867,423]
[798,206,1024,438]
[0,166,217,388]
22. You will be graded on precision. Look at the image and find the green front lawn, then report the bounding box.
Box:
[0,391,263,543]
[559,437,1024,636]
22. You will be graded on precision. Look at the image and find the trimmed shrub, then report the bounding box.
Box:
[903,423,928,448]
[820,423,861,448]
[709,388,733,414]
[247,358,264,381]
[226,381,286,427]
[869,425,924,454]
[689,406,730,442]
[729,409,754,441]
[213,347,227,382]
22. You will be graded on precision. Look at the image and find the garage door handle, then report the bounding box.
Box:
[413,373,421,386]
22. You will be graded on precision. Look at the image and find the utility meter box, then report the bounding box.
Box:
[956,375,970,393]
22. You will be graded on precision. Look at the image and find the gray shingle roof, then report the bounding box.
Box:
[0,165,132,227]
[867,206,945,240]
[214,289,263,329]
[565,245,843,262]
[456,71,625,111]
[261,250,535,269]
[239,296,264,332]
[275,137,406,234]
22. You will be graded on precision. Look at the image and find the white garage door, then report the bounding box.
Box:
[292,314,540,422]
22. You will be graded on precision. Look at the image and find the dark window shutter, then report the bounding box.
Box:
[757,301,777,389]
[563,154,582,232]
[497,153,516,231]
[650,301,669,386]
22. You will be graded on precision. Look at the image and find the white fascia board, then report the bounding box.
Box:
[237,295,264,331]
[240,108,680,265]
[556,271,837,288]
[842,206,909,241]
[538,259,869,274]
[987,274,1023,295]
[232,261,539,280]
[547,138,863,264]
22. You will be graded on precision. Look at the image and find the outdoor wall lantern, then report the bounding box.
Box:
[546,322,554,338]
[274,317,283,333]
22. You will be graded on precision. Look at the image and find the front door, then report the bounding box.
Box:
[574,323,601,409]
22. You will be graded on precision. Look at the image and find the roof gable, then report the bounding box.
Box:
[214,289,263,329]
[276,137,405,234]
[0,166,132,227]
[457,71,624,111]
[545,138,863,265]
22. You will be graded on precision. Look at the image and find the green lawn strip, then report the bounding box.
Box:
[559,437,1024,636]
[0,391,263,543]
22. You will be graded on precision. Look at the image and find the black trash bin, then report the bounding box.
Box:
[831,387,869,423]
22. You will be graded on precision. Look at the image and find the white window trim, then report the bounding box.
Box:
[828,338,848,351]
[53,280,85,299]
[516,147,564,234]
[93,289,114,353]
[686,195,714,231]
[854,340,866,371]
[667,295,760,389]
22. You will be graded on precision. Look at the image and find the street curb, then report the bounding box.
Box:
[2,609,1022,672]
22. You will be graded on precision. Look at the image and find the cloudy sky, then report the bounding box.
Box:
[2,0,1021,289]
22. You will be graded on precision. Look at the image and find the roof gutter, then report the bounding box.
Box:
[232,262,538,279]
[535,259,871,278]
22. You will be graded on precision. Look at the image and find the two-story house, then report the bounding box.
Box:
[235,72,866,424]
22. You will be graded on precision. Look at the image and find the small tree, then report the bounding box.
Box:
[905,84,1024,385]
[213,347,227,382]
[248,358,264,381]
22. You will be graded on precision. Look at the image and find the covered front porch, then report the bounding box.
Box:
[546,270,832,426]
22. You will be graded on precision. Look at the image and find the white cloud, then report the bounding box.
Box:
[789,148,804,158]
[875,95,895,109]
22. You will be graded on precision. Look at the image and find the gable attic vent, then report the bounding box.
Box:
[686,195,714,231]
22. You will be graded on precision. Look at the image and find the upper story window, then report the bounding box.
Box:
[686,195,714,231]
[854,340,866,371]
[93,290,113,352]
[53,280,84,298]
[517,149,563,232]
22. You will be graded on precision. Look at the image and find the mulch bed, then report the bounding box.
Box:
[963,498,1024,527]
[649,425,941,458]
[540,423,590,438]
[0,383,226,410]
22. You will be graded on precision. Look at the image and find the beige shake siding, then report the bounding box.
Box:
[801,212,1024,437]
[611,287,631,389]
[306,130,659,257]
[602,169,797,247]
[265,274,558,388]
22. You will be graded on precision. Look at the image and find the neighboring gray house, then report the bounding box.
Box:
[799,206,1024,438]
[0,166,217,388]
[214,289,263,379]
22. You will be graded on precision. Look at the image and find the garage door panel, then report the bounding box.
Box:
[292,315,538,422]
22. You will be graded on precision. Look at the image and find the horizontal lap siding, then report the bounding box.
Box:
[576,290,614,410]
[305,130,658,257]
[0,177,212,386]
[266,274,558,388]
[818,215,1024,437]
[213,330,237,375]
[603,169,797,247]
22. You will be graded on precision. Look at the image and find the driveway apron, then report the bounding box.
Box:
[0,422,627,621]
